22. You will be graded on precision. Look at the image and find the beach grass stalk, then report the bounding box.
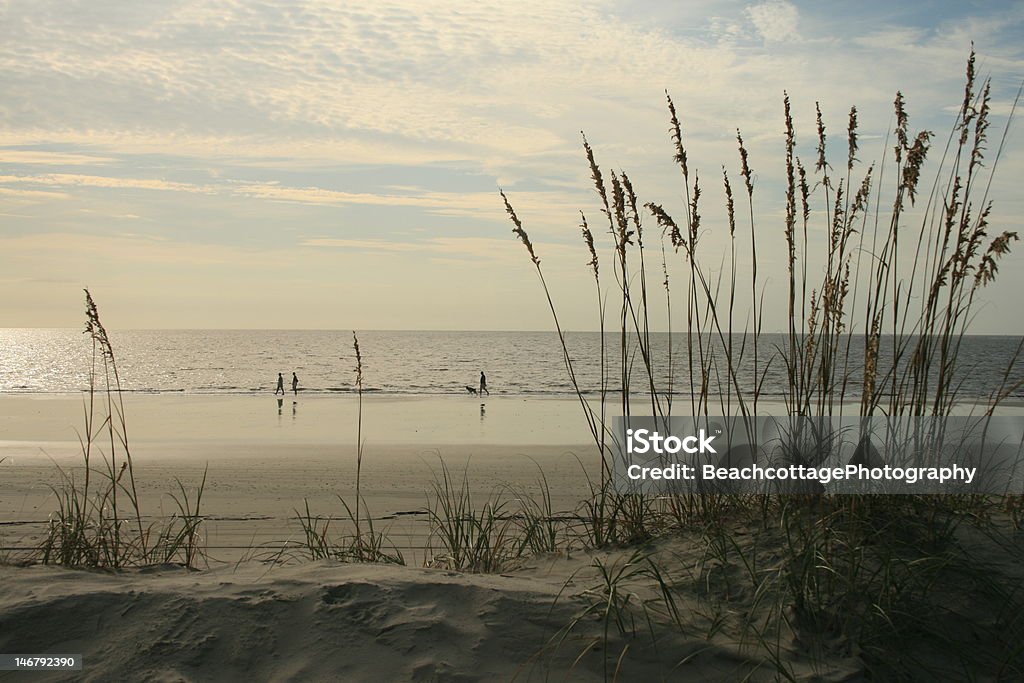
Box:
[38,290,208,569]
[352,332,366,551]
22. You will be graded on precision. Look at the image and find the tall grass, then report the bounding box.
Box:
[39,290,207,569]
[352,331,366,545]
[504,47,1020,504]
[425,459,521,573]
[502,50,1024,679]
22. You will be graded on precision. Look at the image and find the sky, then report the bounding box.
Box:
[1,0,1023,332]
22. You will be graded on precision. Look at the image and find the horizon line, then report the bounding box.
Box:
[2,326,1022,338]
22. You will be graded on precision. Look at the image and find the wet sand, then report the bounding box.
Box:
[0,394,599,564]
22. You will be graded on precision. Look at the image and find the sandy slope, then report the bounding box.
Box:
[0,546,876,683]
[2,561,584,682]
[0,560,656,682]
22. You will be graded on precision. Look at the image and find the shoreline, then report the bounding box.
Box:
[0,393,597,453]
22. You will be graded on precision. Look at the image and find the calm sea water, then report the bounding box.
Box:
[0,329,1020,400]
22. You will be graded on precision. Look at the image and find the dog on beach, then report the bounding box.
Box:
[465,386,478,395]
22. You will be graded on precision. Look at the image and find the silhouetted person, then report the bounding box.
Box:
[292,372,299,396]
[275,372,285,395]
[479,371,489,396]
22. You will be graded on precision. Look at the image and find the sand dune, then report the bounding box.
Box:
[0,549,873,682]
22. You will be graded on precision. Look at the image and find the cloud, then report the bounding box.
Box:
[0,172,584,230]
[301,238,426,252]
[0,0,1022,330]
[0,0,753,174]
[745,1,800,45]
[0,0,1018,188]
[0,187,70,202]
[0,231,247,266]
[0,174,211,194]
[236,182,584,223]
[0,150,115,166]
[300,236,586,265]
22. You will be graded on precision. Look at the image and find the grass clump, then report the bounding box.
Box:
[292,497,404,565]
[425,459,521,573]
[39,290,207,569]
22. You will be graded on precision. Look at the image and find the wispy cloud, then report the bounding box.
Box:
[0,187,70,202]
[0,150,115,166]
[299,236,582,262]
[0,0,1022,329]
[0,174,212,194]
[0,172,584,228]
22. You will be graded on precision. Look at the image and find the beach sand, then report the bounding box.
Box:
[0,542,881,682]
[3,394,1023,680]
[0,394,599,565]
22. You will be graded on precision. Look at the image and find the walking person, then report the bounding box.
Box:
[275,372,285,395]
[291,372,299,396]
[479,371,489,396]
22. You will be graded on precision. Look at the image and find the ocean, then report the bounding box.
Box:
[0,329,1021,401]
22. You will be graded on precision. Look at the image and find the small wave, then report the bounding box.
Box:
[117,388,185,393]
